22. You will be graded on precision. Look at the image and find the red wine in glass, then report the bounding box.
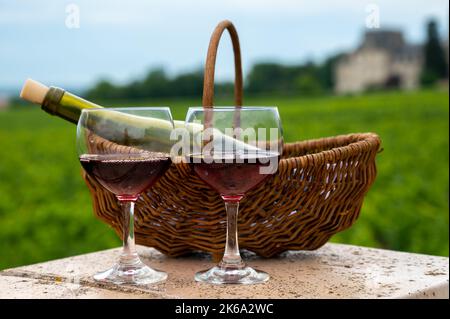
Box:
[77,107,174,286]
[188,152,279,201]
[80,153,171,201]
[185,106,283,285]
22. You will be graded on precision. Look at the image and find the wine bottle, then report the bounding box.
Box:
[20,79,185,128]
[20,79,261,154]
[21,79,186,150]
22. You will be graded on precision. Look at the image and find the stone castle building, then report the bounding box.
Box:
[335,30,423,94]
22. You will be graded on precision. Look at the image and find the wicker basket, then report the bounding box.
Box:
[83,20,381,260]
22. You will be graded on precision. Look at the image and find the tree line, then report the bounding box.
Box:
[85,53,343,101]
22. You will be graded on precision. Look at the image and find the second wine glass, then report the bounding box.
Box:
[185,106,283,284]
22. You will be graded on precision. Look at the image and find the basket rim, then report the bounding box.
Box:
[167,132,381,169]
[281,132,380,166]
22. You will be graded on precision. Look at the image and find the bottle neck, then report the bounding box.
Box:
[41,87,102,124]
[42,87,65,117]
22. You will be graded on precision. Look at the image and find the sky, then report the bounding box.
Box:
[0,0,448,94]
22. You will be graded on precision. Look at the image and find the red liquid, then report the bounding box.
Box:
[188,152,279,201]
[80,153,171,201]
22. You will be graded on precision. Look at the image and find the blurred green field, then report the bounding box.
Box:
[0,90,448,269]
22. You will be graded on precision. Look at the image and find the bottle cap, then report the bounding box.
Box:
[20,78,49,104]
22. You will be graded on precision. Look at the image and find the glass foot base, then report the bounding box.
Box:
[195,265,269,285]
[94,259,167,285]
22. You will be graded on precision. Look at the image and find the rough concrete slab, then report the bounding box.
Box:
[1,243,448,299]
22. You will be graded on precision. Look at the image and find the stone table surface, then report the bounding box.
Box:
[0,243,448,299]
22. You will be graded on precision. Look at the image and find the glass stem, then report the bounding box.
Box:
[220,200,245,269]
[119,200,140,265]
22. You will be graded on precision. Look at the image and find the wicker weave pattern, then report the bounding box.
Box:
[83,132,380,258]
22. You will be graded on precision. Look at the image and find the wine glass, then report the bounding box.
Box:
[77,107,174,285]
[185,106,283,284]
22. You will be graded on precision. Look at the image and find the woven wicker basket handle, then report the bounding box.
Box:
[202,20,243,130]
